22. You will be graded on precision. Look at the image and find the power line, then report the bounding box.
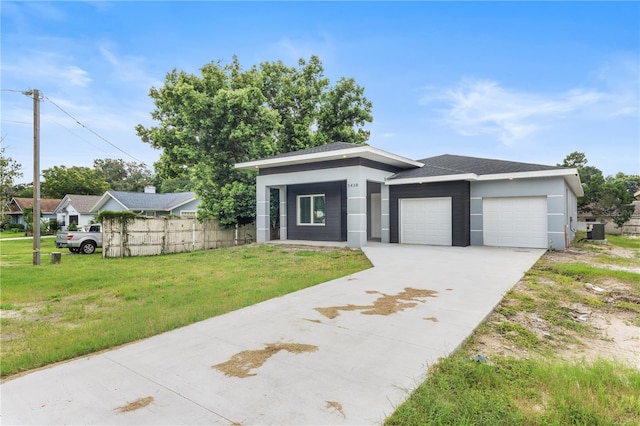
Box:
[49,118,113,156]
[3,88,150,167]
[1,119,31,125]
[41,94,147,165]
[0,88,29,93]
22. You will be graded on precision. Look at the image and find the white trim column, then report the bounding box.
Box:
[381,184,390,243]
[347,175,367,248]
[277,186,287,240]
[256,176,270,243]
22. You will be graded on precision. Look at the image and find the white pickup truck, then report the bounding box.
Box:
[55,224,102,254]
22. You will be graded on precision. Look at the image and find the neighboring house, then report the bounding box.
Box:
[5,197,62,229]
[578,200,640,236]
[91,186,200,218]
[621,201,640,235]
[54,194,102,230]
[235,142,583,250]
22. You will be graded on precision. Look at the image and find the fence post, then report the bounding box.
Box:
[192,218,196,251]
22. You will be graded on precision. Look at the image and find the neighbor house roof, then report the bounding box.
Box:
[7,197,63,214]
[91,191,197,213]
[54,194,102,214]
[387,154,583,197]
[235,142,424,170]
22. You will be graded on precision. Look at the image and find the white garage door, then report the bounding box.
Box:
[483,197,547,248]
[400,197,452,245]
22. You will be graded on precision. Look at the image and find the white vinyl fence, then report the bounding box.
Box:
[102,217,254,258]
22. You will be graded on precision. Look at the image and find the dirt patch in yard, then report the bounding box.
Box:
[315,288,438,319]
[212,342,318,378]
[469,241,640,369]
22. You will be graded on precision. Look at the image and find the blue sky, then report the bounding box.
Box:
[2,1,638,185]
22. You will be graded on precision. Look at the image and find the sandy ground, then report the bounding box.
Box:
[471,243,640,368]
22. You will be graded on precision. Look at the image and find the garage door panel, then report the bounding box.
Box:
[400,198,452,246]
[484,197,547,248]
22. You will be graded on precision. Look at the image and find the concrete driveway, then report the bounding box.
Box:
[1,244,545,425]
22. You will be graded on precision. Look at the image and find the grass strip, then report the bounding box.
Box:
[386,354,640,426]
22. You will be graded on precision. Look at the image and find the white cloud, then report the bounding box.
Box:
[267,33,334,65]
[422,58,639,145]
[423,79,608,145]
[1,52,92,88]
[99,44,162,88]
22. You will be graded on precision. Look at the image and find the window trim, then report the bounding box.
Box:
[297,194,326,226]
[180,210,197,219]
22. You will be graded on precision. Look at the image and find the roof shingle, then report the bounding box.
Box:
[390,154,567,180]
[107,191,197,211]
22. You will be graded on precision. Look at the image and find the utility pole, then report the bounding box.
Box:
[26,89,41,265]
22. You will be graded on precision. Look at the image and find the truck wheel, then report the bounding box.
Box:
[69,248,79,253]
[80,241,96,254]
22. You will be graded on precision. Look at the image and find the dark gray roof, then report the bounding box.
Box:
[390,154,568,180]
[269,142,363,159]
[108,191,197,211]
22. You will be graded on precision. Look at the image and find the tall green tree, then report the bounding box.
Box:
[41,166,110,198]
[597,180,635,228]
[611,172,640,197]
[93,158,154,192]
[0,144,23,222]
[559,152,635,227]
[136,55,373,227]
[152,176,194,194]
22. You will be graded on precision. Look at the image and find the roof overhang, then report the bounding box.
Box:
[166,197,198,211]
[90,191,128,213]
[235,145,424,170]
[386,168,584,197]
[385,173,477,185]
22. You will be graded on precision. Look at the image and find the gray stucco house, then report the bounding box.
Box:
[235,142,583,250]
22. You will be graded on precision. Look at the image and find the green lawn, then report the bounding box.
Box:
[0,239,371,377]
[0,230,29,239]
[386,354,640,426]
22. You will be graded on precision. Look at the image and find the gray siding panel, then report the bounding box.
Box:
[287,181,346,241]
[389,181,470,246]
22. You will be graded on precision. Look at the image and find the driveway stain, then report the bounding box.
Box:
[325,400,346,418]
[115,396,154,413]
[424,316,439,322]
[213,343,318,378]
[315,287,438,319]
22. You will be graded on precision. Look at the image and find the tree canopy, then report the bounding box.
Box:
[93,158,154,192]
[41,166,110,199]
[136,55,373,227]
[0,144,23,221]
[560,151,636,228]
